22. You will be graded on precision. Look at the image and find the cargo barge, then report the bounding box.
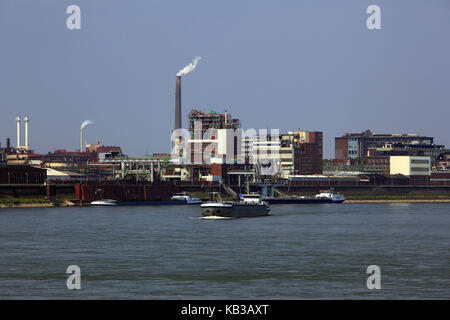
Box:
[75,181,181,205]
[264,190,345,204]
[201,193,270,218]
[90,199,187,206]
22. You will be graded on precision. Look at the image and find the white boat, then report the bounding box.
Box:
[90,199,119,206]
[171,193,202,205]
[239,193,266,204]
[315,190,346,203]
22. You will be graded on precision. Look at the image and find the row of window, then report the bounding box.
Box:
[411,160,429,164]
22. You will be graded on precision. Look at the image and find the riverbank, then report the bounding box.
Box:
[1,193,450,208]
[0,196,78,208]
[3,200,449,208]
[0,203,55,208]
[337,194,450,203]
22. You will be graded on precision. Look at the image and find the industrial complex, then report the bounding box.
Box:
[1,59,450,205]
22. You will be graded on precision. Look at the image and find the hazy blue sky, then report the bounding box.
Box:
[1,0,449,158]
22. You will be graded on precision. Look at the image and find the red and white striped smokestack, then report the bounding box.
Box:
[175,76,181,130]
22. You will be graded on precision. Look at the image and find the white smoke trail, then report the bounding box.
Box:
[176,56,202,76]
[81,120,94,131]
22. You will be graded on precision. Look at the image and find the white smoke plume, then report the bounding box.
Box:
[176,56,202,76]
[81,120,94,131]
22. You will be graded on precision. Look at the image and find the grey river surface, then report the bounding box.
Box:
[0,203,449,299]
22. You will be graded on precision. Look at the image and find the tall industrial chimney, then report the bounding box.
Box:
[16,116,21,148]
[175,76,181,130]
[80,130,83,153]
[24,116,30,149]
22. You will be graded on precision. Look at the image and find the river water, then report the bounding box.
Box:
[0,203,448,299]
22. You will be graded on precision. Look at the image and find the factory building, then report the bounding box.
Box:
[390,156,431,176]
[185,129,242,168]
[176,109,242,165]
[0,165,47,184]
[279,142,293,178]
[286,130,323,176]
[363,154,391,173]
[85,143,123,161]
[435,152,450,170]
[45,168,87,182]
[173,107,323,180]
[0,145,6,165]
[4,117,34,164]
[243,130,323,178]
[334,130,446,165]
[241,136,255,165]
[251,135,281,176]
[23,144,123,169]
[26,150,97,168]
[170,109,244,181]
[188,109,240,139]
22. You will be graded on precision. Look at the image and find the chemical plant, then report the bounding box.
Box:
[1,57,450,205]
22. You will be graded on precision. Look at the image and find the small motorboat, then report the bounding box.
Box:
[171,192,202,205]
[90,199,119,206]
[315,189,346,203]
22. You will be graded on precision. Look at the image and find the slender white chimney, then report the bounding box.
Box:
[16,116,21,148]
[80,129,83,153]
[24,116,30,149]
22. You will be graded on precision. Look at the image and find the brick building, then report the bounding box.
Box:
[0,165,47,184]
[335,130,444,164]
[251,130,323,177]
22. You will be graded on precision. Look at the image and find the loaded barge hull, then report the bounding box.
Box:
[91,200,187,206]
[75,182,180,205]
[201,203,271,218]
[265,198,343,204]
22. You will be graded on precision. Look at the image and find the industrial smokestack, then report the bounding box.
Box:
[175,56,202,130]
[177,56,202,77]
[16,116,21,148]
[175,76,181,130]
[80,120,94,152]
[24,116,30,149]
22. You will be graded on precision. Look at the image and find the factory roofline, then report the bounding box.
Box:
[339,130,432,138]
[96,146,122,153]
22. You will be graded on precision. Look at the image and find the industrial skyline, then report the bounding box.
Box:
[2,0,450,305]
[0,0,449,158]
